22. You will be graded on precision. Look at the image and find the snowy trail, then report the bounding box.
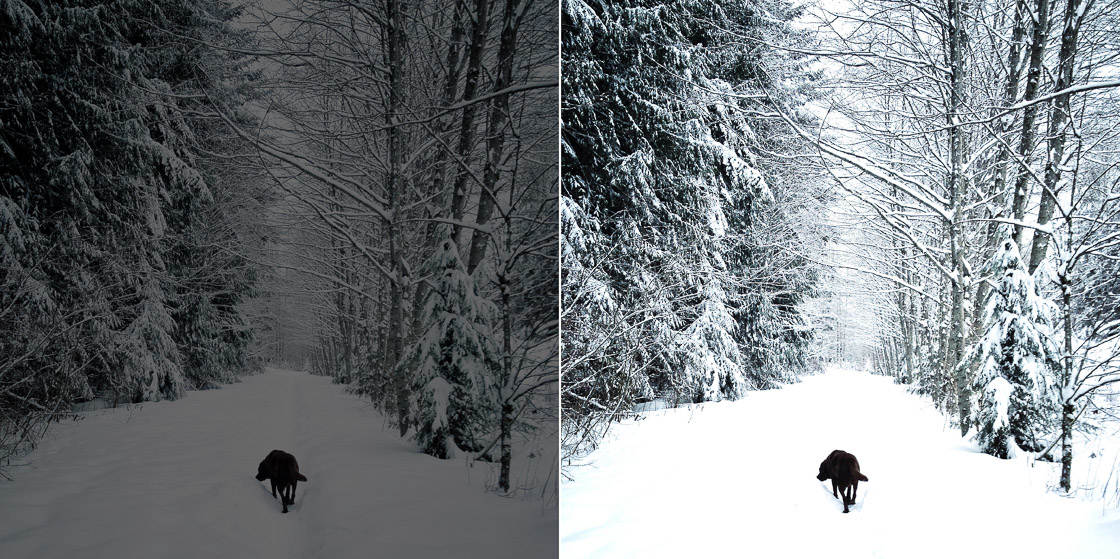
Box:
[0,369,557,559]
[561,369,1120,558]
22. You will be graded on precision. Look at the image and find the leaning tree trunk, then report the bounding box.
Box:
[466,0,521,274]
[1023,0,1085,483]
[410,0,468,338]
[1057,92,1084,491]
[1027,0,1085,275]
[449,0,492,244]
[1010,0,1053,246]
[972,0,1028,333]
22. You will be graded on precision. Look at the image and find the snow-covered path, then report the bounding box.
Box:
[0,369,557,559]
[561,369,1120,558]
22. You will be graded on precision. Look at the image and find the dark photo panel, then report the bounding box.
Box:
[0,1,558,557]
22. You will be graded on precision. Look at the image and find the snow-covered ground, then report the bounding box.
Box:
[560,368,1120,558]
[0,368,557,559]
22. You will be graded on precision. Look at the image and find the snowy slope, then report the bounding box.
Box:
[0,369,557,559]
[561,368,1120,558]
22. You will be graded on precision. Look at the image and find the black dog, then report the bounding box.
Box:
[255,450,307,513]
[816,449,868,513]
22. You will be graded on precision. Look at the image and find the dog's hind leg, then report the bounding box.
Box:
[851,480,858,505]
[291,480,297,505]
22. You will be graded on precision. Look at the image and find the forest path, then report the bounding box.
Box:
[561,368,1120,558]
[0,368,556,559]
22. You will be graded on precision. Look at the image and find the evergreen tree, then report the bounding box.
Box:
[0,0,260,461]
[401,236,497,458]
[962,236,1060,457]
[147,0,260,389]
[1078,245,1120,337]
[561,0,823,446]
[1,0,182,402]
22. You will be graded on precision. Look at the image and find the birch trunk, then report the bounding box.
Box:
[387,0,409,435]
[947,0,972,435]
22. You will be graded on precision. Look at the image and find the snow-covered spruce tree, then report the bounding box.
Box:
[0,0,259,416]
[106,0,260,399]
[559,196,657,460]
[961,237,1060,458]
[0,196,90,463]
[561,0,823,461]
[401,236,497,459]
[146,0,261,389]
[697,0,822,390]
[0,1,182,403]
[676,267,748,401]
[672,166,752,401]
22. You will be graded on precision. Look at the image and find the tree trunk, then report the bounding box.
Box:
[499,401,513,492]
[903,294,915,381]
[1027,0,1085,274]
[498,223,514,491]
[972,0,1028,332]
[449,0,493,244]
[466,0,521,274]
[1010,0,1052,245]
[410,0,469,337]
[1059,265,1075,492]
[947,0,971,435]
[387,0,410,436]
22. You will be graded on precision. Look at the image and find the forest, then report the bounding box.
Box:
[4,0,1120,553]
[561,0,829,461]
[560,0,1120,502]
[0,0,558,499]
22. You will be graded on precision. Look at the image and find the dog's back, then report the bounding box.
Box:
[270,450,305,484]
[830,451,868,485]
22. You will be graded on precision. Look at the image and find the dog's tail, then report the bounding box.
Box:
[297,473,308,482]
[858,473,869,482]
